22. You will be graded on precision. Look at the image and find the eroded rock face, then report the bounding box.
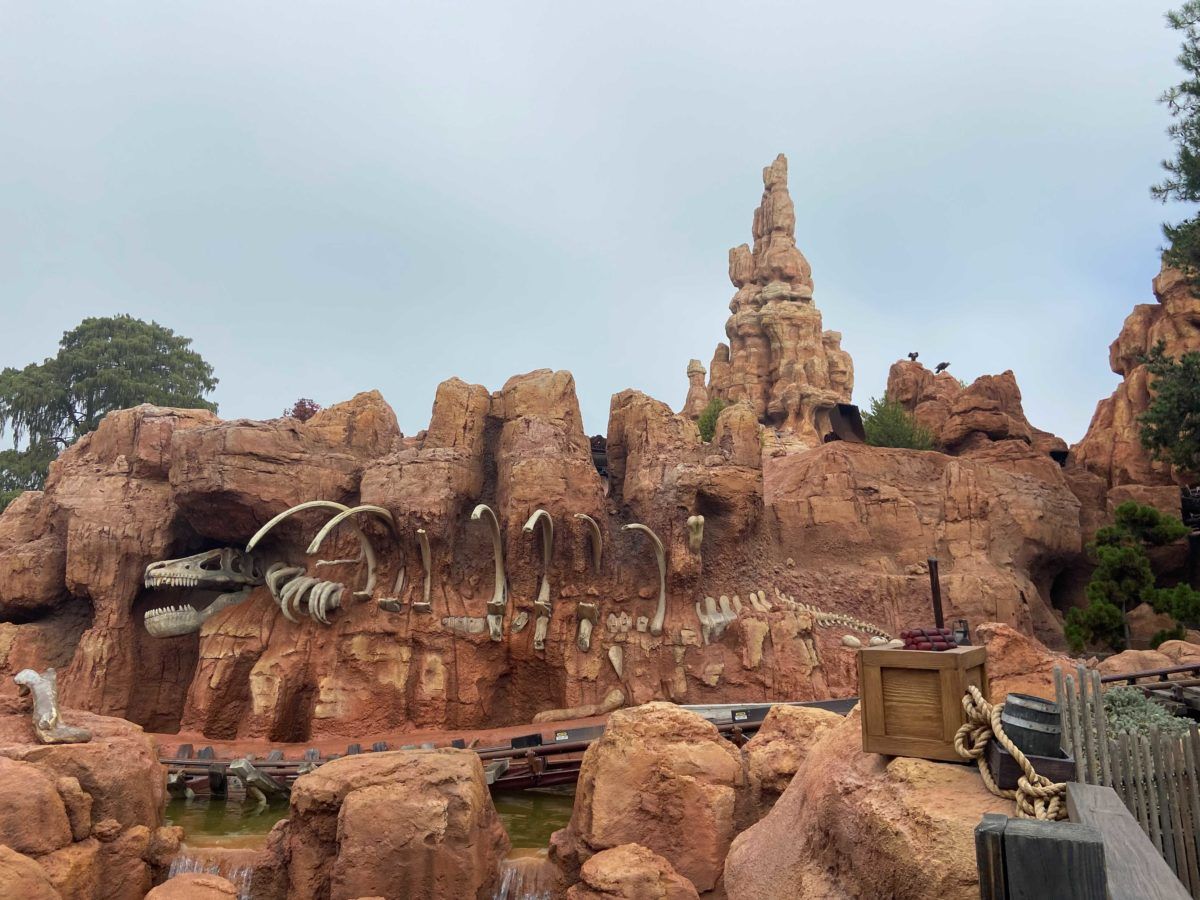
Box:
[145,873,240,899]
[255,748,509,900]
[0,709,174,900]
[704,155,853,445]
[567,843,700,900]
[551,703,746,893]
[743,704,841,817]
[724,707,1011,900]
[1074,265,1200,487]
[975,622,1073,702]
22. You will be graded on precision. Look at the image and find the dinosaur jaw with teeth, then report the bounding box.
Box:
[144,604,203,638]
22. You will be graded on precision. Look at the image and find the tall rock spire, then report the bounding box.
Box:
[701,154,853,445]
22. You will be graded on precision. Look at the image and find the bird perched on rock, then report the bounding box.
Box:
[935,362,950,373]
[907,352,919,361]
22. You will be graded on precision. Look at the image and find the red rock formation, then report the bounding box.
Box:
[567,843,700,900]
[724,707,1011,900]
[704,155,853,445]
[1074,266,1200,487]
[253,748,509,900]
[742,704,841,817]
[0,708,178,900]
[681,360,710,419]
[145,873,240,899]
[551,703,746,893]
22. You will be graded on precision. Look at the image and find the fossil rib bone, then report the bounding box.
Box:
[621,523,666,636]
[574,513,603,571]
[413,528,432,612]
[307,504,397,598]
[687,515,704,554]
[524,509,554,650]
[471,504,507,641]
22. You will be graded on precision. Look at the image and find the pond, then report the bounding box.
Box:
[164,786,576,851]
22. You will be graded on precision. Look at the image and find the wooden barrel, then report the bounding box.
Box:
[1000,693,1062,759]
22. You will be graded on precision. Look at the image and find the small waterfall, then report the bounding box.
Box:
[166,851,254,900]
[494,854,561,900]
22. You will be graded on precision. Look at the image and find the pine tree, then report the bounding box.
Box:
[0,315,218,509]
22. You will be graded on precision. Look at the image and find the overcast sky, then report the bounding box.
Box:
[0,1,1189,442]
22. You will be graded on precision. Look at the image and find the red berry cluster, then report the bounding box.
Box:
[900,627,958,651]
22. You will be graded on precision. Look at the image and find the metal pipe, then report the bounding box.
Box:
[928,556,944,629]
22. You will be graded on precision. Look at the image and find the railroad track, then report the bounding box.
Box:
[158,697,858,795]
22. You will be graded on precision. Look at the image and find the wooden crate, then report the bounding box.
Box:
[859,646,988,762]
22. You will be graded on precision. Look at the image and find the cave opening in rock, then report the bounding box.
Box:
[128,591,201,733]
[270,681,317,743]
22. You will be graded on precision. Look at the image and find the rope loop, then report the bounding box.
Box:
[953,684,1066,820]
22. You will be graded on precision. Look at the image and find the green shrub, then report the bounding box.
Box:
[1104,685,1190,737]
[1152,625,1188,648]
[1065,600,1126,653]
[1068,501,1192,652]
[862,395,934,450]
[697,398,727,443]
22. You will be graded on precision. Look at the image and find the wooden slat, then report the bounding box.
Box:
[1055,666,1071,757]
[1156,729,1181,876]
[1146,732,1165,853]
[1066,674,1085,784]
[1092,669,1112,787]
[975,813,1009,900]
[1002,818,1106,899]
[1132,732,1151,834]
[1079,664,1098,784]
[1067,783,1191,900]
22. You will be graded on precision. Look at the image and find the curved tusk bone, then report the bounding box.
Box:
[417,528,432,610]
[247,501,351,553]
[574,513,603,571]
[306,505,398,599]
[524,509,554,651]
[622,523,666,636]
[471,504,506,641]
[523,509,554,607]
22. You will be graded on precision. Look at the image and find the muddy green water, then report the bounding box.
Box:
[165,787,575,851]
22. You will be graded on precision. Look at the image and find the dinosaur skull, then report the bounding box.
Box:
[145,548,263,590]
[143,548,265,638]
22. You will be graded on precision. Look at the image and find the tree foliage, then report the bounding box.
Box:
[1154,2,1200,272]
[284,398,322,422]
[862,395,934,450]
[0,316,218,509]
[1139,342,1200,476]
[1066,501,1197,652]
[697,398,727,443]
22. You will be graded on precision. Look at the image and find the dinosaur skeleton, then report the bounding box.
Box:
[142,501,400,636]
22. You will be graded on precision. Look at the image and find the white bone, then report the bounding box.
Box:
[573,513,603,571]
[621,523,666,636]
[307,505,397,598]
[471,504,506,641]
[686,514,704,554]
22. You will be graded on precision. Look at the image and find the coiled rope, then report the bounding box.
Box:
[953,684,1067,821]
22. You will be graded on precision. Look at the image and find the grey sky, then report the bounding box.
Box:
[0,1,1188,442]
